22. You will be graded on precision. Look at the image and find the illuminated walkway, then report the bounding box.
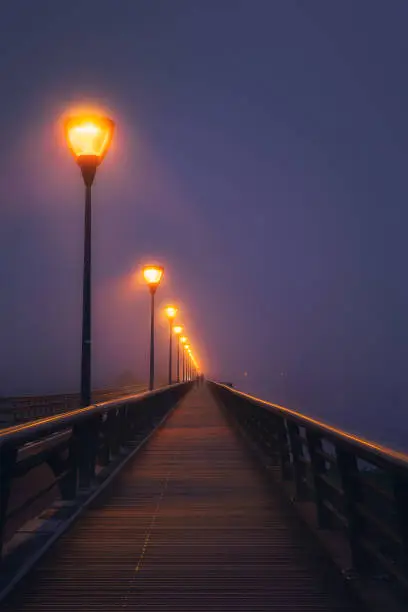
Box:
[3,386,360,611]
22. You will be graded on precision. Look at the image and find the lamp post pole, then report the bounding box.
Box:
[172,327,183,383]
[149,288,155,391]
[176,335,180,383]
[182,347,185,381]
[165,307,177,386]
[80,166,95,407]
[142,265,164,391]
[168,318,173,385]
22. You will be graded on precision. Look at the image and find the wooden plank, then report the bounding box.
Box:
[2,385,361,611]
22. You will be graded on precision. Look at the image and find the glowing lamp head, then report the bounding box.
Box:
[65,115,114,169]
[173,325,183,335]
[184,344,190,350]
[165,306,177,320]
[143,265,164,292]
[180,336,187,344]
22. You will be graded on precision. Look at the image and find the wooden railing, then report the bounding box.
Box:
[0,385,146,425]
[0,382,191,558]
[209,381,408,596]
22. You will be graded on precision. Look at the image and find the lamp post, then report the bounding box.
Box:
[165,306,178,384]
[184,344,190,381]
[186,344,191,380]
[65,114,114,407]
[188,351,192,380]
[173,326,183,383]
[143,265,164,390]
[180,336,187,381]
[188,349,194,380]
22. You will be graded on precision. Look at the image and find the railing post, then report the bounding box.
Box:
[97,412,111,466]
[47,442,77,501]
[110,409,122,456]
[287,422,308,500]
[74,415,100,490]
[306,431,332,528]
[255,411,275,461]
[0,445,17,558]
[392,472,408,570]
[335,446,367,572]
[276,418,291,481]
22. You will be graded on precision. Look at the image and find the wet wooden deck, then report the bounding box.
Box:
[2,384,362,611]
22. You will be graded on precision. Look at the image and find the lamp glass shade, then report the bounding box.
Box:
[65,115,114,165]
[165,306,178,320]
[143,265,164,287]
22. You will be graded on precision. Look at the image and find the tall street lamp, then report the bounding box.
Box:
[165,306,178,384]
[188,350,192,380]
[173,326,184,383]
[65,114,115,407]
[180,336,187,381]
[184,344,190,381]
[188,348,193,380]
[143,265,164,390]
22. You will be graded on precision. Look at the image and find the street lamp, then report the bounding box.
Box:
[143,265,164,390]
[184,344,190,380]
[180,337,187,381]
[187,349,192,380]
[165,306,178,384]
[173,325,183,383]
[65,114,115,407]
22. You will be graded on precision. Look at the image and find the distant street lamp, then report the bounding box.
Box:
[180,336,187,381]
[187,348,195,380]
[165,306,178,384]
[65,114,115,407]
[188,350,192,380]
[143,265,164,390]
[184,344,190,380]
[173,325,184,383]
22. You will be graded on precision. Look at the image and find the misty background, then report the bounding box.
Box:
[1,1,408,450]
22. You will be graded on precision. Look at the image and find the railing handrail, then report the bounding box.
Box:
[0,383,185,448]
[209,380,408,597]
[0,384,144,402]
[212,381,408,470]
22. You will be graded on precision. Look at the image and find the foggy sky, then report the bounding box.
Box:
[1,1,408,449]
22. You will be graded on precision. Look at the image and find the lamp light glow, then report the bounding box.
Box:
[165,306,178,320]
[173,325,183,335]
[65,115,114,165]
[143,265,164,288]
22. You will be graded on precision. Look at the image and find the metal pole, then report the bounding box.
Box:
[149,289,155,390]
[182,349,185,382]
[80,183,92,407]
[168,320,173,385]
[177,335,180,383]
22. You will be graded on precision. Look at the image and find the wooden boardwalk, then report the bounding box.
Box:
[3,384,362,611]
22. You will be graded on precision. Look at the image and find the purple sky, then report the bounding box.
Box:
[1,1,408,448]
